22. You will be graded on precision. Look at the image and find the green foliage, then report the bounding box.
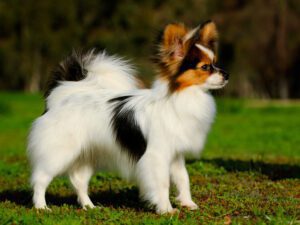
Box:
[0,93,299,224]
[205,99,300,162]
[0,1,300,98]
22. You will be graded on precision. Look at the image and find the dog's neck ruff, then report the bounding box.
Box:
[148,78,216,155]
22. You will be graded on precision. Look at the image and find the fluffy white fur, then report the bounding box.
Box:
[46,52,138,109]
[28,51,221,214]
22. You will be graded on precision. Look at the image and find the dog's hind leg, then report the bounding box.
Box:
[31,170,53,210]
[69,165,95,209]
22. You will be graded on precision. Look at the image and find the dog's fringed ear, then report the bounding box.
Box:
[188,21,218,54]
[198,21,218,54]
[161,23,188,59]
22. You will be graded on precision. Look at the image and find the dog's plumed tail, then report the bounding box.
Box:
[44,51,88,98]
[44,50,140,109]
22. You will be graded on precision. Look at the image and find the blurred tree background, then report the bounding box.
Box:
[0,0,299,98]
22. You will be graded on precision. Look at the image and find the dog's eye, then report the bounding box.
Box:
[200,64,211,71]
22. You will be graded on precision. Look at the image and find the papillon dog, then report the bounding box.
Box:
[28,21,229,214]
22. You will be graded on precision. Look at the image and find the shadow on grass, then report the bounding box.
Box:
[0,188,147,211]
[0,189,32,207]
[2,159,298,208]
[201,158,300,180]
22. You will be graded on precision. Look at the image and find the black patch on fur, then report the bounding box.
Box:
[177,46,200,74]
[44,51,88,98]
[108,96,147,161]
[169,45,201,91]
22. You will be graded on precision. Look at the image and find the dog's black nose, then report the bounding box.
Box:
[220,69,229,80]
[212,65,229,80]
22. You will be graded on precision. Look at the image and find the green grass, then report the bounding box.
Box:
[0,92,299,224]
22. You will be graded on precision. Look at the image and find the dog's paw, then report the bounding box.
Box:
[181,201,198,210]
[35,206,52,211]
[155,203,179,215]
[156,207,179,215]
[169,208,180,215]
[82,204,96,210]
[176,196,198,210]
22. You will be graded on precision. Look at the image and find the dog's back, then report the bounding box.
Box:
[44,50,140,110]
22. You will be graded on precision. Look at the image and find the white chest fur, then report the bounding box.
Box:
[136,84,216,157]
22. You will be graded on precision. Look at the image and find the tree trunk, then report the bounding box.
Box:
[276,0,288,99]
[26,50,41,93]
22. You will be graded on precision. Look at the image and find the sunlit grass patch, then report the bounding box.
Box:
[0,92,299,224]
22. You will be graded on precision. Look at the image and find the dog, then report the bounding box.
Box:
[27,20,229,214]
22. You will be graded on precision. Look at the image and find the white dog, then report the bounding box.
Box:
[28,21,228,214]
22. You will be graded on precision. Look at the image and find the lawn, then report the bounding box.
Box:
[0,92,299,224]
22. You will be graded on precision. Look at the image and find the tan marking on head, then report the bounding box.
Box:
[163,23,187,51]
[174,69,210,91]
[198,21,218,53]
[158,23,189,79]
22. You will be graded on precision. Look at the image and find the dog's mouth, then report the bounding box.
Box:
[209,81,228,89]
[220,80,229,87]
[204,79,228,90]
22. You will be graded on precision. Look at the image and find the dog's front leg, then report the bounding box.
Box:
[136,151,176,214]
[170,155,198,210]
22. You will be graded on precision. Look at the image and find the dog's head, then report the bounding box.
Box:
[157,21,229,92]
